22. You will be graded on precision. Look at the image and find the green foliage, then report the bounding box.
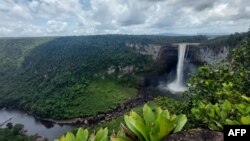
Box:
[187,65,245,104]
[90,105,144,135]
[231,38,250,69]
[0,123,33,141]
[0,37,55,71]
[0,35,207,119]
[83,97,188,134]
[202,32,248,48]
[57,104,187,141]
[90,116,124,135]
[192,96,250,131]
[187,37,250,131]
[149,97,189,115]
[112,104,187,141]
[55,128,108,141]
[230,38,250,95]
[0,35,154,119]
[31,80,137,119]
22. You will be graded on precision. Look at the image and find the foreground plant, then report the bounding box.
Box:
[55,104,187,141]
[111,104,187,141]
[188,38,250,130]
[55,127,108,141]
[192,95,250,131]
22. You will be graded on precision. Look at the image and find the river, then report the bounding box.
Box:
[0,109,75,141]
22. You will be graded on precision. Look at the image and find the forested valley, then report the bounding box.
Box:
[0,31,249,141]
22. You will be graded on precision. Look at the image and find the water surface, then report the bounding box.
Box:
[0,109,75,141]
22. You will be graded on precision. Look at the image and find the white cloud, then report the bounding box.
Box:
[0,0,249,37]
[9,4,32,19]
[28,0,40,11]
[0,0,15,11]
[0,27,13,33]
[46,20,68,33]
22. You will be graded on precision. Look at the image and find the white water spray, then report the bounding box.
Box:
[167,43,188,93]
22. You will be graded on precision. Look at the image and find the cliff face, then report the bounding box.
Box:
[125,43,162,60]
[194,46,229,65]
[126,43,178,73]
[126,42,229,66]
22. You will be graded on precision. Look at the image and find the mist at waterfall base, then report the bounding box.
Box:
[158,60,197,94]
[158,44,198,94]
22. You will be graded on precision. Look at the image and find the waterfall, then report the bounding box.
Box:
[167,43,188,93]
[176,44,186,86]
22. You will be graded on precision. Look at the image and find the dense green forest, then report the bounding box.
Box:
[0,123,33,141]
[202,32,249,47]
[1,32,249,141]
[53,31,250,141]
[1,0,249,140]
[0,35,206,119]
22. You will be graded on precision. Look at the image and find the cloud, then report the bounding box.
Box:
[175,0,218,11]
[90,0,149,27]
[0,0,249,37]
[0,27,13,33]
[9,4,32,19]
[46,20,68,33]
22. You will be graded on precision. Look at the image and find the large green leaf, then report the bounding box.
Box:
[95,128,108,141]
[149,132,160,141]
[240,116,250,124]
[156,107,163,118]
[129,111,150,141]
[151,110,162,135]
[76,128,88,141]
[143,104,156,129]
[58,136,66,141]
[111,136,133,141]
[158,118,174,139]
[116,129,126,137]
[100,128,108,141]
[242,96,250,102]
[124,115,144,141]
[120,123,137,141]
[153,111,174,140]
[164,110,170,119]
[66,132,76,141]
[226,119,240,125]
[222,100,232,111]
[208,109,215,118]
[173,114,187,133]
[89,133,95,141]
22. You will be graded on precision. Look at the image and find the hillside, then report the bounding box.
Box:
[0,35,206,119]
[0,32,249,141]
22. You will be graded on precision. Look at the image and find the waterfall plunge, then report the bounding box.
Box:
[167,43,188,93]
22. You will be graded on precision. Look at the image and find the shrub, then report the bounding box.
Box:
[55,128,108,141]
[111,104,187,141]
[187,38,250,130]
[56,104,187,141]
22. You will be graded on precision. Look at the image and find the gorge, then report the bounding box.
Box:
[0,32,246,141]
[0,42,203,140]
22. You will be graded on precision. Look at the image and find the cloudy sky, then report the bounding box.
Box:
[0,0,249,37]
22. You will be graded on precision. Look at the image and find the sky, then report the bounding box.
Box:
[0,0,249,37]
